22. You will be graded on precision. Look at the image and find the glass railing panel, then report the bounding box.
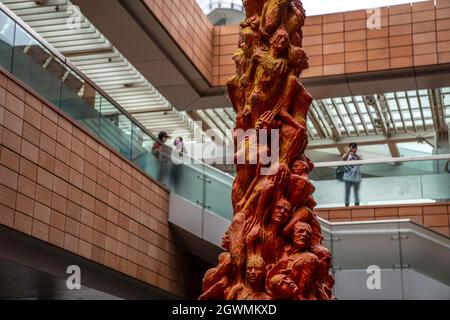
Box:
[319,219,332,253]
[311,159,450,207]
[311,159,441,181]
[331,221,402,270]
[0,10,14,71]
[166,154,206,208]
[203,165,233,220]
[131,123,160,180]
[398,221,450,288]
[421,169,450,201]
[60,67,102,137]
[12,24,63,107]
[331,221,404,299]
[99,97,132,160]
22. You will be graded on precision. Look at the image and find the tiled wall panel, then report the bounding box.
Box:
[144,0,450,86]
[142,0,214,83]
[316,202,450,237]
[0,69,204,298]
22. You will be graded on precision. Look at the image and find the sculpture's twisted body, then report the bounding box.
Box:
[200,0,335,300]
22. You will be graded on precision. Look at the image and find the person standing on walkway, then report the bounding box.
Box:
[342,143,362,207]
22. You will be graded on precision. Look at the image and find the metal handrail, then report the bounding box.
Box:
[0,3,237,179]
[314,154,450,168]
[200,0,244,14]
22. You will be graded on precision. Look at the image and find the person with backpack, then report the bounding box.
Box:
[341,143,362,207]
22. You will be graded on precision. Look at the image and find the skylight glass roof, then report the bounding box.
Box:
[195,87,449,155]
[2,0,195,138]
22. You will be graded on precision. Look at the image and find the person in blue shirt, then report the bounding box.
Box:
[342,143,362,207]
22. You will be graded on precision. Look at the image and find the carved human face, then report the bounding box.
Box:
[246,257,265,286]
[271,31,289,53]
[272,200,291,225]
[239,32,254,57]
[292,160,308,175]
[222,231,231,250]
[290,47,309,76]
[270,274,299,299]
[293,222,312,250]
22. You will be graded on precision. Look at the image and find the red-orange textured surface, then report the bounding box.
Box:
[200,0,334,301]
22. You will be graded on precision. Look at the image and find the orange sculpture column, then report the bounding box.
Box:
[200,0,335,300]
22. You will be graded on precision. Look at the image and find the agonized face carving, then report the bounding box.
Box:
[246,256,266,286]
[270,274,299,299]
[239,32,253,57]
[272,199,291,225]
[292,222,312,250]
[292,160,308,175]
[271,30,289,52]
[222,231,231,250]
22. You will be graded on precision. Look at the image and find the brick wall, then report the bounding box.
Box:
[214,0,450,84]
[142,0,214,83]
[0,68,206,298]
[143,0,450,86]
[316,202,450,237]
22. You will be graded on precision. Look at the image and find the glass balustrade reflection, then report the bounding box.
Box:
[161,148,206,209]
[13,24,63,107]
[203,165,233,220]
[0,11,14,71]
[98,98,132,160]
[60,68,102,137]
[397,221,450,295]
[311,160,450,208]
[131,123,160,179]
[331,221,405,299]
[0,7,162,183]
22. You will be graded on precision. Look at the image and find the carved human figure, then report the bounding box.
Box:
[271,48,311,165]
[227,255,271,300]
[199,252,233,300]
[286,159,315,210]
[310,247,335,300]
[231,130,270,210]
[284,0,306,47]
[284,205,323,246]
[243,0,268,18]
[280,222,319,299]
[222,230,231,251]
[229,165,288,284]
[269,274,300,299]
[242,28,290,126]
[260,0,289,37]
[228,28,256,130]
[200,0,334,300]
[246,196,292,260]
[229,28,258,210]
[231,163,288,264]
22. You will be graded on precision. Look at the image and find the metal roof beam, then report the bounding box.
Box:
[317,100,341,142]
[341,97,360,136]
[308,131,435,150]
[351,96,370,135]
[331,98,351,137]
